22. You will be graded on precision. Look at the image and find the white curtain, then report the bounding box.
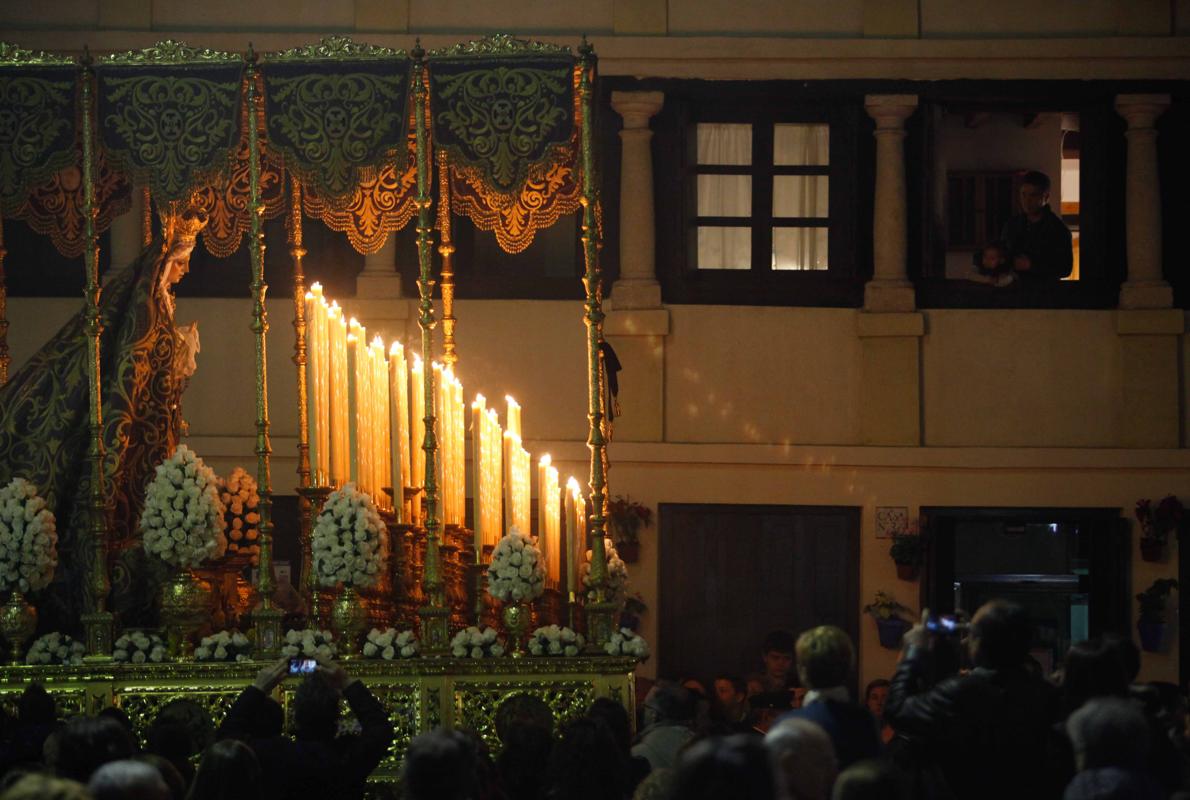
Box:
[696,123,752,269]
[772,124,829,270]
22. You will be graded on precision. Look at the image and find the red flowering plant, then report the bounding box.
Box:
[607,495,652,547]
[1135,495,1185,546]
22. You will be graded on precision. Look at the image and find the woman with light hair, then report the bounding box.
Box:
[765,717,838,800]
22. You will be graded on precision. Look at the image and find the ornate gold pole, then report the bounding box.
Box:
[290,177,311,490]
[577,43,615,648]
[0,211,8,387]
[413,46,450,654]
[436,150,457,368]
[79,55,113,659]
[246,53,283,654]
[141,187,152,248]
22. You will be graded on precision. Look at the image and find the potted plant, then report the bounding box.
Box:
[1136,578,1178,652]
[864,591,914,649]
[1136,496,1184,562]
[889,528,926,581]
[607,496,652,563]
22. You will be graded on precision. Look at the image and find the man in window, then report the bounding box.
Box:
[999,170,1073,282]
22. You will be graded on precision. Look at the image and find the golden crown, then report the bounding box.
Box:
[159,199,209,249]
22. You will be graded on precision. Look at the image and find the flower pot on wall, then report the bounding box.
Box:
[617,542,640,563]
[895,563,920,581]
[875,618,910,649]
[1137,621,1168,653]
[1139,539,1167,563]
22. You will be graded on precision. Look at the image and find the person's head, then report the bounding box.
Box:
[0,774,91,800]
[133,755,185,800]
[402,729,479,800]
[969,600,1033,671]
[159,206,208,287]
[831,759,909,800]
[97,708,135,741]
[672,735,780,800]
[681,678,707,698]
[1019,171,1051,217]
[863,680,890,721]
[796,626,854,691]
[48,716,138,783]
[17,684,57,727]
[1101,633,1141,684]
[588,697,632,755]
[148,699,214,758]
[1066,697,1150,772]
[745,675,765,697]
[1061,638,1128,714]
[292,671,341,741]
[494,692,554,743]
[87,759,169,800]
[761,630,796,682]
[641,682,694,729]
[980,242,1007,272]
[545,717,626,800]
[713,675,747,709]
[187,739,261,800]
[765,717,837,800]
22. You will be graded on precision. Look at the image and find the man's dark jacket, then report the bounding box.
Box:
[884,646,1059,800]
[999,206,1073,282]
[219,682,393,800]
[780,699,881,769]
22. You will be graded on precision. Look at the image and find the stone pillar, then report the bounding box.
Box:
[356,234,402,299]
[609,90,664,311]
[349,234,410,343]
[109,185,144,268]
[1115,94,1172,309]
[863,95,918,313]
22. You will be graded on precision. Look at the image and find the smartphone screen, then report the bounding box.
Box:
[288,657,317,675]
[925,615,958,633]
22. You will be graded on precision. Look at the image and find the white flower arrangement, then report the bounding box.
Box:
[528,625,585,657]
[140,445,227,569]
[450,626,505,659]
[25,632,84,666]
[311,483,385,589]
[113,631,167,664]
[362,627,418,660]
[194,629,253,663]
[486,527,545,604]
[604,627,650,660]
[582,537,629,605]
[219,467,261,564]
[0,477,58,595]
[281,628,336,659]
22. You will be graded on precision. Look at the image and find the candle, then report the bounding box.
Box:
[545,464,560,589]
[506,395,521,440]
[410,355,425,525]
[486,408,503,548]
[472,394,486,555]
[346,332,359,486]
[371,337,389,510]
[389,343,408,521]
[538,454,551,542]
[328,304,349,487]
[304,290,320,486]
[566,477,581,595]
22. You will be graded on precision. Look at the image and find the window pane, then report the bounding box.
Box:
[698,226,751,270]
[697,123,752,165]
[772,227,828,270]
[773,175,829,218]
[698,175,752,217]
[774,124,829,166]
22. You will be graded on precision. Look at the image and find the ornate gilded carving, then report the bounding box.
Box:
[272,35,403,62]
[0,42,74,66]
[11,147,131,259]
[453,680,594,751]
[428,34,571,59]
[98,40,239,66]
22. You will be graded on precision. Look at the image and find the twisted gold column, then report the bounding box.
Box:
[436,150,457,368]
[290,178,311,490]
[413,48,450,655]
[246,56,283,654]
[79,59,113,659]
[577,44,615,648]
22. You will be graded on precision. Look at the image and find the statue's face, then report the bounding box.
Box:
[164,241,195,287]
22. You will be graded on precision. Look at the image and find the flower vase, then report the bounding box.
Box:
[1138,621,1168,653]
[875,617,910,649]
[1140,538,1166,563]
[332,586,368,659]
[895,563,920,581]
[502,603,530,658]
[160,570,213,659]
[617,542,640,563]
[0,591,37,663]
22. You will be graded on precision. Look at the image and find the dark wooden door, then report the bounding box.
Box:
[658,503,860,688]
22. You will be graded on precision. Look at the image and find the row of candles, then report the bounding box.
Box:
[304,282,592,593]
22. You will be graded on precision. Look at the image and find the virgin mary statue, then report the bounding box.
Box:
[0,202,208,632]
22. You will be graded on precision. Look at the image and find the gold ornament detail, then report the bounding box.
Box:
[0,591,36,662]
[331,585,368,659]
[501,603,530,658]
[159,570,213,659]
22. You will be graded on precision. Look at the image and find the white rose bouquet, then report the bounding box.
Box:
[486,527,545,605]
[450,626,505,659]
[363,628,418,660]
[140,445,227,569]
[582,537,629,605]
[311,484,385,589]
[604,627,650,660]
[0,477,58,594]
[113,631,167,664]
[528,625,585,657]
[194,630,253,663]
[219,467,261,564]
[26,632,84,666]
[281,628,336,659]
